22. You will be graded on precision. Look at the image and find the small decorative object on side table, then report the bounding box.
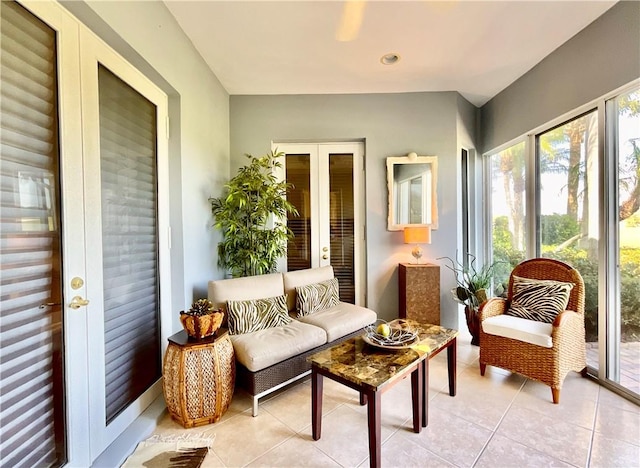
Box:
[398,262,440,325]
[179,299,224,339]
[162,329,235,428]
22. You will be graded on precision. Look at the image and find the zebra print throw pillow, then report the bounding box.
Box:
[295,278,340,317]
[227,294,292,335]
[505,276,574,323]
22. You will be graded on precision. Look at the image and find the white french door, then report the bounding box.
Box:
[78,27,170,460]
[0,2,170,466]
[275,142,366,305]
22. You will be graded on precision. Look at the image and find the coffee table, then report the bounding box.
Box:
[308,319,458,468]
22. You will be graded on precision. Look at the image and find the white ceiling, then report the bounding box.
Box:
[164,1,616,107]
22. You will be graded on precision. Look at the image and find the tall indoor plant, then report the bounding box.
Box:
[439,254,503,345]
[210,150,298,277]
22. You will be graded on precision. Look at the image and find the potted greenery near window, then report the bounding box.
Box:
[439,254,503,345]
[210,150,298,278]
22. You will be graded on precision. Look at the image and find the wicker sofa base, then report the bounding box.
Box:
[236,328,364,416]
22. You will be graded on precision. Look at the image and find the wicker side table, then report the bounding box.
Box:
[163,329,235,428]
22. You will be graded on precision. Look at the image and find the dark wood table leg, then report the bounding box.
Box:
[312,368,323,440]
[411,364,423,432]
[447,337,457,396]
[367,389,381,468]
[422,359,429,427]
[360,392,368,406]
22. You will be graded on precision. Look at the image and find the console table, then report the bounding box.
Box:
[398,262,440,324]
[162,329,235,428]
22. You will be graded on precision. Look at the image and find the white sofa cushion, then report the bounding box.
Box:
[230,320,327,372]
[482,314,553,348]
[283,266,334,312]
[208,272,284,310]
[297,301,377,342]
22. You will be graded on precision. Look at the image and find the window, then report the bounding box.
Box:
[484,86,640,401]
[537,110,599,345]
[487,141,527,295]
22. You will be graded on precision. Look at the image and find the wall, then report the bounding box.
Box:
[481,0,640,152]
[63,1,231,328]
[230,92,476,329]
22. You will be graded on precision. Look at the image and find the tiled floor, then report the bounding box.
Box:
[151,331,640,467]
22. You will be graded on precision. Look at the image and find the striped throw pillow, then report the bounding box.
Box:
[296,278,340,317]
[505,276,574,323]
[227,294,292,335]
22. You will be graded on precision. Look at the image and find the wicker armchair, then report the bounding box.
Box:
[478,258,587,404]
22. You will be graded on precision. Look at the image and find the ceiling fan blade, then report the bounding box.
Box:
[336,0,366,42]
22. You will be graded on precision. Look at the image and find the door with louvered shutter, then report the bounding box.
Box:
[78,28,169,457]
[2,1,169,464]
[0,2,66,466]
[276,143,366,305]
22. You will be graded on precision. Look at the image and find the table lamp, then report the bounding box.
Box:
[403,226,431,263]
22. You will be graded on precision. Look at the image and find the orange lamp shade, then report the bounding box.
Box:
[403,226,431,244]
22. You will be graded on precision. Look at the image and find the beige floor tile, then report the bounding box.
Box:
[201,449,226,468]
[409,406,493,467]
[589,432,640,467]
[496,405,592,466]
[204,410,296,467]
[512,382,597,430]
[348,375,416,431]
[475,433,573,468]
[261,379,353,433]
[306,404,396,467]
[598,386,640,412]
[594,400,640,446]
[430,365,525,431]
[246,435,341,467]
[519,372,600,405]
[379,431,454,468]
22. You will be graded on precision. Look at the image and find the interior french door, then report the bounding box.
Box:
[275,143,365,305]
[0,2,170,466]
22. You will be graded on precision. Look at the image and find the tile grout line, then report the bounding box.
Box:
[470,375,528,467]
[584,384,601,468]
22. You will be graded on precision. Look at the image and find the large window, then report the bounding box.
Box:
[487,141,527,295]
[611,88,640,395]
[538,111,600,346]
[485,86,640,401]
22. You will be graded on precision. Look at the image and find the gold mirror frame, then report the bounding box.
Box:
[387,152,438,231]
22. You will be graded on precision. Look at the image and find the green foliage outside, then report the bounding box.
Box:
[492,215,640,342]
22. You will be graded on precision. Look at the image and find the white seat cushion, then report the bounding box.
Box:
[230,320,327,372]
[297,301,377,342]
[482,314,553,348]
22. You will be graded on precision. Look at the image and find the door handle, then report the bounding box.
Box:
[322,254,329,260]
[39,302,61,309]
[69,296,90,309]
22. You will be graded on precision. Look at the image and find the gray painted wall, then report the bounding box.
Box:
[481,0,640,152]
[230,92,476,328]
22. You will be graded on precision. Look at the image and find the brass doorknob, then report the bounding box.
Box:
[69,296,90,309]
[322,254,329,260]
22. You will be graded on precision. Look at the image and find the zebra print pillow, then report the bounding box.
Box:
[296,278,340,317]
[227,294,292,335]
[505,276,574,323]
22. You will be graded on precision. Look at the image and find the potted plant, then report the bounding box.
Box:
[210,150,298,277]
[439,254,504,345]
[180,299,224,339]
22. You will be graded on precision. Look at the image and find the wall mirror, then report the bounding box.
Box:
[387,152,438,231]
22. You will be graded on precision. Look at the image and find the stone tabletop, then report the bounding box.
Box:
[308,319,458,391]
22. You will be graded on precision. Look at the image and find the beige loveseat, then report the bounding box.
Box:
[208,266,376,416]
